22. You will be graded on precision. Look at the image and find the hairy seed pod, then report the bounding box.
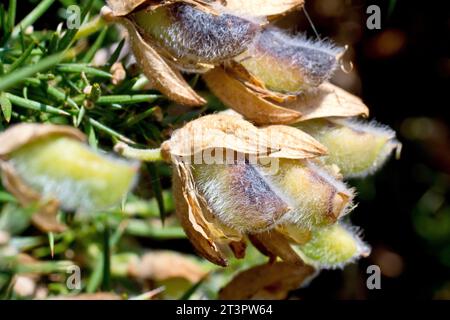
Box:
[9,136,138,212]
[297,224,371,269]
[295,119,401,178]
[259,159,355,228]
[161,114,327,265]
[191,158,354,233]
[132,3,260,70]
[236,28,342,93]
[193,161,290,233]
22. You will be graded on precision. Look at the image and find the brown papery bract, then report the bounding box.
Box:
[203,67,369,125]
[221,0,304,20]
[128,251,207,283]
[161,113,327,161]
[248,230,304,264]
[106,0,304,19]
[219,261,315,300]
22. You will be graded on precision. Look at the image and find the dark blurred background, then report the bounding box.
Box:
[287,0,450,299]
[16,0,450,299]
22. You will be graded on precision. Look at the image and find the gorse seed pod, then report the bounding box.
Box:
[9,136,138,212]
[259,159,355,228]
[132,3,259,70]
[190,158,354,233]
[295,119,401,178]
[193,161,289,233]
[158,114,328,266]
[236,29,342,93]
[296,223,371,269]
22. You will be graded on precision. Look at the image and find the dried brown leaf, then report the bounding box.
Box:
[102,7,205,106]
[128,251,207,283]
[203,67,302,125]
[219,261,314,300]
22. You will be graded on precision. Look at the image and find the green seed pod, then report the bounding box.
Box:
[132,3,260,71]
[193,161,290,233]
[237,28,342,94]
[9,136,138,212]
[259,159,355,228]
[295,119,401,178]
[297,223,370,269]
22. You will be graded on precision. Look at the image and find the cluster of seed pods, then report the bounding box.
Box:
[0,0,401,297]
[103,0,400,271]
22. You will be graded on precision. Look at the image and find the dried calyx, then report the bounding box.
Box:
[203,68,369,125]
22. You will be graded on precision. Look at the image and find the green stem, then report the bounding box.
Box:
[5,93,71,116]
[0,53,64,92]
[12,0,55,38]
[114,142,164,162]
[74,16,107,41]
[24,78,79,110]
[88,118,134,144]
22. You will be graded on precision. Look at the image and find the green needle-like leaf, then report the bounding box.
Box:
[0,92,12,122]
[0,53,63,91]
[5,93,70,116]
[57,64,112,78]
[11,0,55,38]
